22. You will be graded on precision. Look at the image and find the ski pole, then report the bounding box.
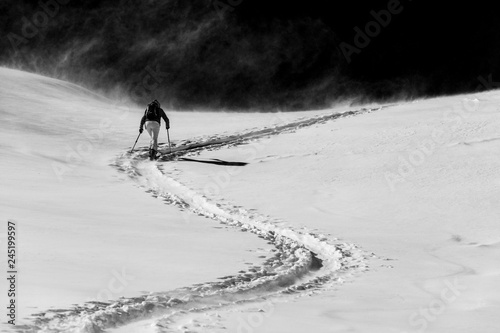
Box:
[167,128,172,153]
[130,132,141,153]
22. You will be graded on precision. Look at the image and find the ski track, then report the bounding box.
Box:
[27,106,389,333]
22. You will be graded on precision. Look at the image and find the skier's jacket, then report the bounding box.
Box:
[140,106,170,130]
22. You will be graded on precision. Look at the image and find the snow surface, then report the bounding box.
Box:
[1,67,500,333]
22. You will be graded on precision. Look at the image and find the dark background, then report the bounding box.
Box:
[1,0,499,111]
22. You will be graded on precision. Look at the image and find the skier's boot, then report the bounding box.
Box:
[149,148,154,161]
[152,149,158,160]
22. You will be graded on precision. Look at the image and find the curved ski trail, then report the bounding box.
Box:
[29,106,386,332]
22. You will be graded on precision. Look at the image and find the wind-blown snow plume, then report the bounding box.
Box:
[4,1,500,111]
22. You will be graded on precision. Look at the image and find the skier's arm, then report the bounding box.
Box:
[161,109,170,129]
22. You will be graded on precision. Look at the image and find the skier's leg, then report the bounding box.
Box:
[145,121,160,159]
[145,121,157,159]
[151,122,160,151]
[145,121,155,150]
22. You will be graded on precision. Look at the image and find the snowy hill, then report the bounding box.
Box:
[1,67,499,333]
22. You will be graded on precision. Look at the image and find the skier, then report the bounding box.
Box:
[139,99,170,160]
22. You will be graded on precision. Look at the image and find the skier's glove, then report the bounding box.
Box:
[166,125,170,130]
[139,128,143,134]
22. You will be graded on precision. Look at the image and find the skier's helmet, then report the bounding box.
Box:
[152,99,160,108]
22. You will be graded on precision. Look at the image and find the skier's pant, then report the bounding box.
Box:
[145,121,160,151]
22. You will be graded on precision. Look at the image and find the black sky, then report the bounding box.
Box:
[237,0,499,82]
[1,0,499,110]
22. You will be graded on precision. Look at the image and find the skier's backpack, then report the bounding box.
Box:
[145,102,158,120]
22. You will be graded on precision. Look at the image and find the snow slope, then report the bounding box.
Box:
[168,94,500,333]
[0,67,339,330]
[2,67,500,333]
